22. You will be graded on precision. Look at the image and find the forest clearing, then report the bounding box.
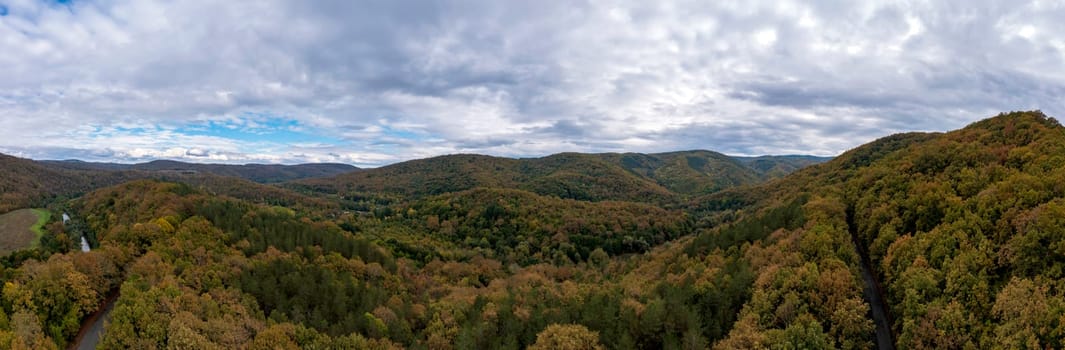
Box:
[0,208,49,254]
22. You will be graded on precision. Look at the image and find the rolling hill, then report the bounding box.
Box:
[295,150,828,204]
[600,150,766,195]
[0,153,338,214]
[295,153,680,204]
[731,155,834,178]
[0,153,144,213]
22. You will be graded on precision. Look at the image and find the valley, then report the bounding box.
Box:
[2,1,1058,348]
[0,111,1062,349]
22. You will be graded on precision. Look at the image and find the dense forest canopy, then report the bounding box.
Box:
[0,111,1061,349]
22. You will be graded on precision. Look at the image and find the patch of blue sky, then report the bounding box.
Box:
[381,127,423,140]
[177,114,344,146]
[0,4,8,16]
[104,124,158,136]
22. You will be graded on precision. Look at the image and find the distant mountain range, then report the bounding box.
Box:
[1,150,830,213]
[39,159,358,183]
[0,156,354,212]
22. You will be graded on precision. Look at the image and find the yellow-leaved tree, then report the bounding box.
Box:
[528,324,604,350]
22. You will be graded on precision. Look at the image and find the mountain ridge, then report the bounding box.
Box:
[690,110,1065,348]
[295,150,831,204]
[0,153,339,213]
[39,158,359,183]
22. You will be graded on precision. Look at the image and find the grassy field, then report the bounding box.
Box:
[29,208,50,248]
[0,208,50,254]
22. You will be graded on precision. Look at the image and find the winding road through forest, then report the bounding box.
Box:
[846,205,896,350]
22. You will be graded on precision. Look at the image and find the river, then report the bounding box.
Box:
[62,212,115,349]
[68,291,119,350]
[63,212,91,252]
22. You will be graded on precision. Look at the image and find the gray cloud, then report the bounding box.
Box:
[0,0,1063,166]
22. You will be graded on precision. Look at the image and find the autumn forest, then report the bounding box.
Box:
[0,111,1063,349]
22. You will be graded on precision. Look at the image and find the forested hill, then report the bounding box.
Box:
[688,110,1065,348]
[294,150,828,204]
[40,159,358,183]
[0,154,337,213]
[731,155,833,178]
[0,153,141,213]
[1,148,826,215]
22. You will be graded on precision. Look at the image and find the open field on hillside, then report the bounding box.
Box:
[0,208,49,254]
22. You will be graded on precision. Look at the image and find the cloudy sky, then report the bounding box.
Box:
[1,0,1063,166]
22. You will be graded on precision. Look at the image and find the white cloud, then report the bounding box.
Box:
[755,29,778,48]
[0,0,1062,166]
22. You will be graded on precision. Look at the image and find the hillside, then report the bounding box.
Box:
[40,159,358,183]
[598,150,763,195]
[0,208,48,254]
[295,150,824,205]
[0,154,142,213]
[732,155,833,178]
[0,153,337,215]
[687,111,1065,348]
[295,153,680,204]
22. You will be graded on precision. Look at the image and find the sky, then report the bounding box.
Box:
[0,0,1063,167]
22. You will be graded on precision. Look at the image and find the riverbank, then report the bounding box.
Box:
[68,288,121,350]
